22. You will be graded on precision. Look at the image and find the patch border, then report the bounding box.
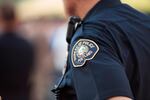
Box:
[71,39,100,67]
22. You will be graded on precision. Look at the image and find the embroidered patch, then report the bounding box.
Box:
[71,39,99,67]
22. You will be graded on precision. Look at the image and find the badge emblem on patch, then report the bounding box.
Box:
[71,39,99,67]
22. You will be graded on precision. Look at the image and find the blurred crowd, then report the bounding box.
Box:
[0,1,67,100]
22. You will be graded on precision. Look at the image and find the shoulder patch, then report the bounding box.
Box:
[71,39,99,67]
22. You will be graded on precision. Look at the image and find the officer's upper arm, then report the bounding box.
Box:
[70,24,134,100]
[109,96,132,100]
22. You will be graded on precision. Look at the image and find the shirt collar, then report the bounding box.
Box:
[83,0,122,21]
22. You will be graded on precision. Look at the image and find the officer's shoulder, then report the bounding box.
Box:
[86,4,150,24]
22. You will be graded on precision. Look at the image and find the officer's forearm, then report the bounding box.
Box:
[108,96,132,100]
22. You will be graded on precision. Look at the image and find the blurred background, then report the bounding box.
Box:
[0,0,150,100]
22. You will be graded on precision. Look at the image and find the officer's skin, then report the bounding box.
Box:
[63,0,131,100]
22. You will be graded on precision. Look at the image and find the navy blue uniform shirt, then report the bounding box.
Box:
[53,0,150,100]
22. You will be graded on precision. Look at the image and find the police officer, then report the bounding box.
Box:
[52,0,150,100]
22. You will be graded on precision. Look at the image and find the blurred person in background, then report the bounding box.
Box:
[0,2,35,100]
[28,18,55,100]
[30,28,52,100]
[20,14,65,100]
